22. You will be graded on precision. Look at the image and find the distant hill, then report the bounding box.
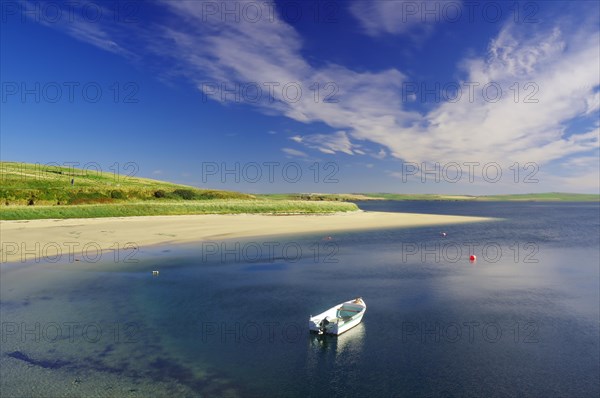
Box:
[362,193,600,202]
[260,192,600,202]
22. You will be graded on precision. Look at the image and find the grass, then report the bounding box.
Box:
[0,200,358,220]
[0,162,358,219]
[0,161,252,205]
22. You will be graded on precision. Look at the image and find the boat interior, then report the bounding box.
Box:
[337,304,363,319]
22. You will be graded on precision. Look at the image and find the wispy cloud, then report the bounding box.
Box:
[281,147,308,157]
[540,152,600,193]
[22,0,137,59]
[349,0,457,38]
[290,131,357,155]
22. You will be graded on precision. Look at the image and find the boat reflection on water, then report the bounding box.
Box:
[305,323,366,393]
[309,322,366,356]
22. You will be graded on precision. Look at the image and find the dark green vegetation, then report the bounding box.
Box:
[259,193,381,201]
[0,200,359,220]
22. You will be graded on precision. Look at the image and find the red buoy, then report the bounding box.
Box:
[469,255,477,262]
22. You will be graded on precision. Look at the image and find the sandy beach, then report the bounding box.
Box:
[0,211,494,264]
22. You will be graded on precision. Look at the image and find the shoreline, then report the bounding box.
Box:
[0,211,496,264]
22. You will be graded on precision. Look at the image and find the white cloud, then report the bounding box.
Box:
[585,90,600,115]
[349,0,460,38]
[290,131,358,155]
[561,154,600,169]
[281,147,308,157]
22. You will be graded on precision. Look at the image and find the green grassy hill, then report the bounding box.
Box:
[0,162,357,219]
[0,161,252,206]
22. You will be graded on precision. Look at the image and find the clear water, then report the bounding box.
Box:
[1,202,599,397]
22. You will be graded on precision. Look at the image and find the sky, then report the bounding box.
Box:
[1,0,599,194]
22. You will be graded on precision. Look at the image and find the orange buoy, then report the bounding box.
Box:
[469,255,477,262]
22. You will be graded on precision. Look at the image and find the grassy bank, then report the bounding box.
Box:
[0,200,358,220]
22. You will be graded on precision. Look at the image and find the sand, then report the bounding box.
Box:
[0,211,495,264]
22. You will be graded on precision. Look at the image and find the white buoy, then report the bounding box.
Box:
[152,270,159,276]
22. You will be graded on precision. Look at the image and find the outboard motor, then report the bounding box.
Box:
[319,317,330,334]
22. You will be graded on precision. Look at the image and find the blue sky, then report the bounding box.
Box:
[1,0,598,194]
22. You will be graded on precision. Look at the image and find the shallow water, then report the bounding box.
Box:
[1,202,599,397]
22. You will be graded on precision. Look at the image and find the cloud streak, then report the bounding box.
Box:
[349,0,458,38]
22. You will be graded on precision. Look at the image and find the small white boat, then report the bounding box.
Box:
[309,298,366,335]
